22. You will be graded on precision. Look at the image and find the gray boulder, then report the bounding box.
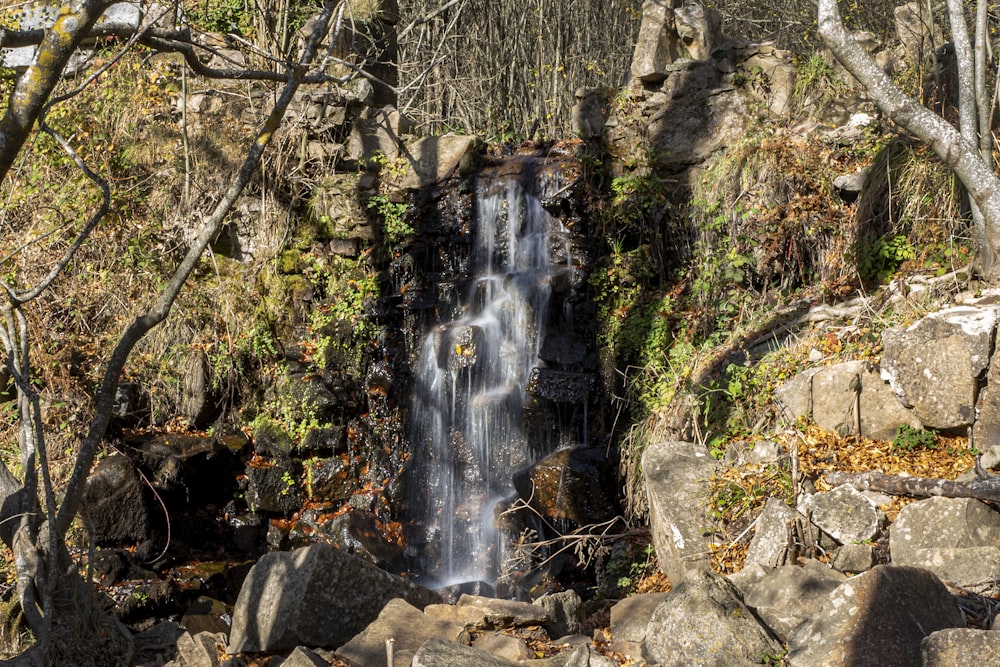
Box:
[412,637,521,667]
[739,559,846,641]
[335,598,468,667]
[775,360,920,439]
[674,2,721,60]
[804,484,885,545]
[880,306,998,430]
[609,592,669,659]
[227,543,440,653]
[278,647,329,667]
[744,498,797,568]
[424,594,549,630]
[385,134,483,190]
[921,628,1000,666]
[642,440,720,582]
[629,0,681,82]
[832,542,876,573]
[889,496,1000,592]
[786,565,965,666]
[643,569,782,666]
[534,590,584,638]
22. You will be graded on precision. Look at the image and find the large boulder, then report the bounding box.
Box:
[609,592,670,659]
[803,484,885,545]
[880,306,998,430]
[643,569,782,666]
[646,59,749,171]
[786,565,965,666]
[629,0,681,83]
[774,360,920,439]
[80,453,150,545]
[424,594,549,631]
[921,628,1000,666]
[889,496,1000,592]
[642,439,720,582]
[227,543,440,653]
[739,559,846,641]
[514,446,617,525]
[744,498,797,568]
[385,134,483,190]
[335,598,468,667]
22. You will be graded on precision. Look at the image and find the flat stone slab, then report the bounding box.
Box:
[336,598,468,667]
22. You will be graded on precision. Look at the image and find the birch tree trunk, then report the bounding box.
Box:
[819,0,1000,278]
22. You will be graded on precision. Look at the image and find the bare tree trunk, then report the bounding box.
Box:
[824,470,1000,503]
[819,0,1000,279]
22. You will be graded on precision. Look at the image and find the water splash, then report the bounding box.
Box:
[408,177,567,585]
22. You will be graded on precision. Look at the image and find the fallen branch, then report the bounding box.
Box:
[824,469,1000,503]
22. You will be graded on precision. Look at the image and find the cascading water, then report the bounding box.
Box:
[407,172,576,585]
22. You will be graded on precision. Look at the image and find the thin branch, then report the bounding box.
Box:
[55,0,345,537]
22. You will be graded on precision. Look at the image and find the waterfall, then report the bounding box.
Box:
[408,175,571,585]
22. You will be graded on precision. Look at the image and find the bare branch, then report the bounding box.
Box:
[823,470,1000,503]
[55,0,345,537]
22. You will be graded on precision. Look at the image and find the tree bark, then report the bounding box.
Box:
[824,470,1000,503]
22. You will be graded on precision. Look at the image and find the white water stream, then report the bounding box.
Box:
[409,176,570,585]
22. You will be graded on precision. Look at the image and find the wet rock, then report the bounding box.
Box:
[739,559,846,641]
[643,569,782,666]
[303,455,353,501]
[786,565,966,666]
[335,598,468,667]
[643,440,720,582]
[539,333,589,367]
[889,497,1000,592]
[180,596,231,636]
[525,368,596,403]
[320,509,406,572]
[921,628,1000,666]
[514,447,618,525]
[81,454,151,546]
[228,543,440,653]
[299,426,345,455]
[274,371,339,424]
[245,459,301,514]
[804,484,885,545]
[880,306,998,430]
